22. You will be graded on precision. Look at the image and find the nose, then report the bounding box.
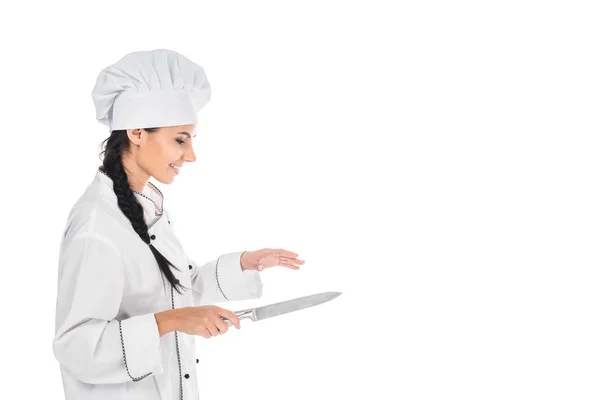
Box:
[184,142,197,163]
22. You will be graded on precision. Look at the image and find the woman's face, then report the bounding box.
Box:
[127,124,197,185]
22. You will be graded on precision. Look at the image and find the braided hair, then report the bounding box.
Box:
[99,128,187,295]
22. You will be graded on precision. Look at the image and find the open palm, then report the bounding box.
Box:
[242,248,304,271]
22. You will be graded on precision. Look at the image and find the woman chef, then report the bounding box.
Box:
[52,49,304,400]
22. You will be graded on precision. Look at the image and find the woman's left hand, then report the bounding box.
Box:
[240,248,304,271]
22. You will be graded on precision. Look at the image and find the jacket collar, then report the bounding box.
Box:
[96,167,164,218]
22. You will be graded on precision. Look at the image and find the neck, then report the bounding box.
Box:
[121,154,149,193]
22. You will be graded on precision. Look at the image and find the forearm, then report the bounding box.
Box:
[154,309,179,337]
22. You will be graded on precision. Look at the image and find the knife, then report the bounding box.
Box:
[220,291,342,327]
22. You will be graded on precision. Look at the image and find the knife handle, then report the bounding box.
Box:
[221,308,254,327]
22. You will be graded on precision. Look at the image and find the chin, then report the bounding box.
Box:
[153,174,175,185]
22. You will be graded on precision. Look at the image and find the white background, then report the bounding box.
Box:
[0,1,599,399]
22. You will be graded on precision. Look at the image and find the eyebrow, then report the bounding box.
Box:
[178,131,196,138]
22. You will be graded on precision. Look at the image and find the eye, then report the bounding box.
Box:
[176,139,185,145]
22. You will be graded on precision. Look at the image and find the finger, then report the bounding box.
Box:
[278,262,300,270]
[279,257,304,265]
[217,308,241,329]
[276,249,299,258]
[200,328,211,339]
[206,324,219,337]
[214,317,229,334]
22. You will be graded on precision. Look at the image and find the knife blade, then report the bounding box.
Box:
[220,291,342,327]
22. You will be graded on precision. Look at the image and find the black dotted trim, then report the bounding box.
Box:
[147,181,165,211]
[133,180,164,216]
[98,167,163,227]
[118,320,153,382]
[147,214,162,229]
[171,286,183,400]
[133,191,162,216]
[215,256,229,301]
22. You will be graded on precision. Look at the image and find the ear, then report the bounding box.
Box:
[127,128,144,145]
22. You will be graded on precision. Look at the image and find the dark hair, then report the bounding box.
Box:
[99,128,187,295]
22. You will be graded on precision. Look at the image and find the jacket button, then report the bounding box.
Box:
[196,359,199,363]
[184,374,190,379]
[189,265,192,270]
[150,234,156,240]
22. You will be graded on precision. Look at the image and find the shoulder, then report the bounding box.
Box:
[62,187,131,246]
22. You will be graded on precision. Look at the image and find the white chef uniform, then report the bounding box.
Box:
[53,166,263,400]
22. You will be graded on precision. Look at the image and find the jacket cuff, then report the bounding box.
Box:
[119,312,164,381]
[216,251,263,301]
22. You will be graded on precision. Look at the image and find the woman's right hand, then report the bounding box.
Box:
[173,306,241,338]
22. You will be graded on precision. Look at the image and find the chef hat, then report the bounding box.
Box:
[91,48,211,132]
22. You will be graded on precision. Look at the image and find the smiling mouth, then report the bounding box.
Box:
[169,163,181,174]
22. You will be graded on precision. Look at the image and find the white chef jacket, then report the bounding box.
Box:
[53,167,263,400]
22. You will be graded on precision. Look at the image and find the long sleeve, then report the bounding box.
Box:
[189,251,263,305]
[52,230,164,385]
